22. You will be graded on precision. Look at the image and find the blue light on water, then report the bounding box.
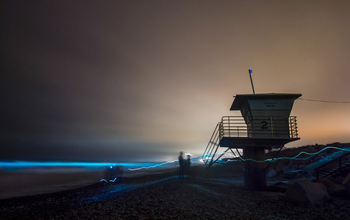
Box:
[0,161,155,168]
[217,146,350,163]
[128,160,177,171]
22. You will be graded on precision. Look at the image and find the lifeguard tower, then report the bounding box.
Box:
[202,93,301,190]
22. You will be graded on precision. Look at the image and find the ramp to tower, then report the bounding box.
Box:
[202,122,222,169]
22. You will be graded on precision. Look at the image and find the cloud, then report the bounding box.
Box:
[2,0,350,161]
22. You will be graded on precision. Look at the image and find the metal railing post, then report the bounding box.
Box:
[228,117,231,137]
[270,116,274,137]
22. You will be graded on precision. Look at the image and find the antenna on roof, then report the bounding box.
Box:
[248,69,255,94]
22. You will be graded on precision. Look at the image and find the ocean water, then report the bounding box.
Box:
[0,160,181,200]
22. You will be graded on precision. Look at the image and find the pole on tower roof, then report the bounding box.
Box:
[248,69,255,94]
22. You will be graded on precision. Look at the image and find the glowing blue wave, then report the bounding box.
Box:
[217,146,350,163]
[128,160,177,171]
[0,161,153,168]
[100,178,118,183]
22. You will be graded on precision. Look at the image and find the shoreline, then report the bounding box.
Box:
[0,165,180,200]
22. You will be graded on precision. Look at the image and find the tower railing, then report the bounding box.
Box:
[220,116,299,139]
[220,117,247,139]
[202,116,299,169]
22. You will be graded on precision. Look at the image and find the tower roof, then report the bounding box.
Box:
[230,93,302,110]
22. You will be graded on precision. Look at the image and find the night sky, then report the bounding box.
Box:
[1,0,350,162]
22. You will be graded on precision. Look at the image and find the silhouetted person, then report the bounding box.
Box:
[186,154,191,178]
[178,151,185,179]
[104,165,124,184]
[108,166,116,182]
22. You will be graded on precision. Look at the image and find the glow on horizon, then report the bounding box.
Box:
[0,154,202,171]
[0,161,151,168]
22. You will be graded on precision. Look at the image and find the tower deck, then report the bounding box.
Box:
[219,136,300,149]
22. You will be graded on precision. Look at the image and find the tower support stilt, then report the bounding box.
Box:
[243,147,266,191]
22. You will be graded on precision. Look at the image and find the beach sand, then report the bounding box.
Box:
[1,164,350,219]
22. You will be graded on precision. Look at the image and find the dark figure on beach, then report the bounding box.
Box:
[104,166,124,184]
[178,151,185,179]
[186,154,191,178]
